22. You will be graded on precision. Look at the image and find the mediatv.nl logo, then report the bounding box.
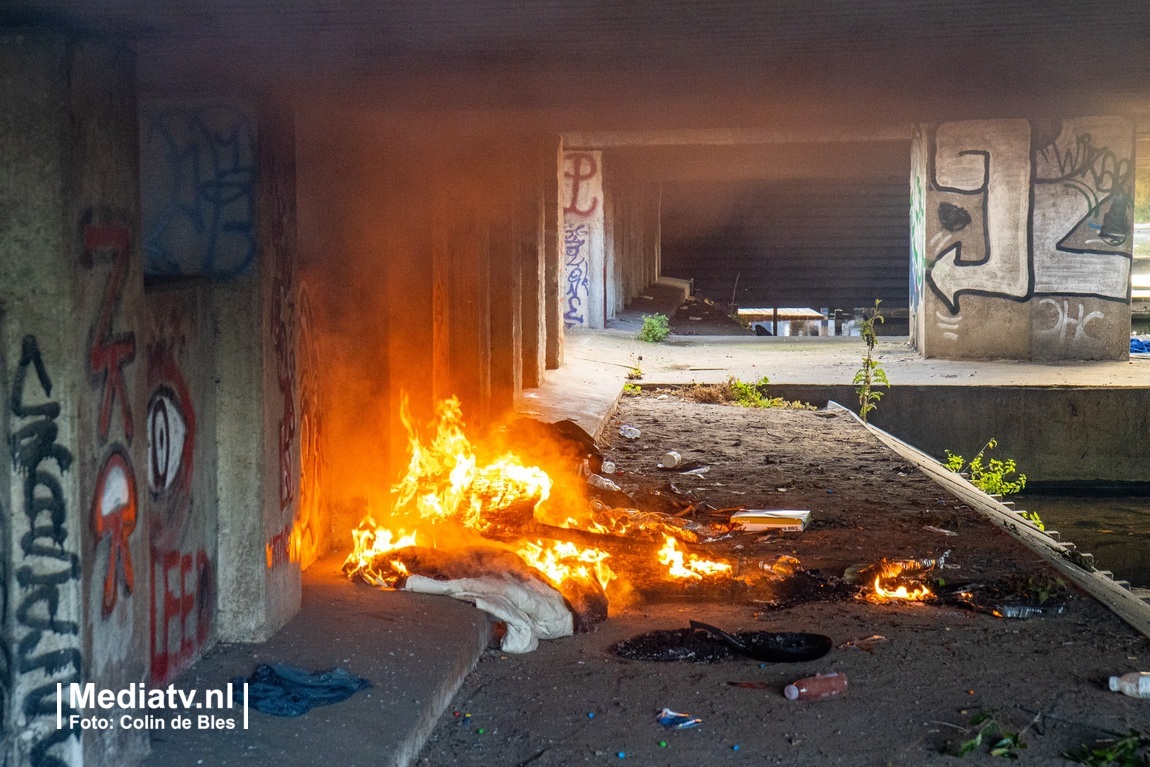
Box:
[56,682,250,731]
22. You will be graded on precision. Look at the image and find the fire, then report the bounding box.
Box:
[516,539,614,591]
[871,575,932,601]
[657,535,732,580]
[345,519,419,587]
[392,396,551,532]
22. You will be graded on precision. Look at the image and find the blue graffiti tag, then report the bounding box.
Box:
[141,104,257,279]
[563,223,590,326]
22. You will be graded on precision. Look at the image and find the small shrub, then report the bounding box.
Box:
[945,438,1031,524]
[637,313,670,342]
[853,300,889,422]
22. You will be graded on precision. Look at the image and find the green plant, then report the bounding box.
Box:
[950,710,1027,759]
[944,438,1028,499]
[852,300,889,422]
[680,376,816,410]
[637,313,670,343]
[622,382,642,395]
[1066,731,1150,766]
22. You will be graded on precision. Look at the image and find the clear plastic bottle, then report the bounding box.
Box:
[586,474,622,492]
[1109,671,1150,699]
[784,672,848,701]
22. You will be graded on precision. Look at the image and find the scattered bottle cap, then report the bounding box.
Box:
[601,460,616,474]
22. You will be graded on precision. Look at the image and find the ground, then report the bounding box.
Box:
[416,394,1150,766]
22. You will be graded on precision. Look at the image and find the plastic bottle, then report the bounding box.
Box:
[1109,671,1150,699]
[784,672,848,701]
[619,425,641,439]
[587,474,622,492]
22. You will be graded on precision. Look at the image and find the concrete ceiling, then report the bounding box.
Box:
[5,1,1150,131]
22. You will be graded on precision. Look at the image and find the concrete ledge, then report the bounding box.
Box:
[653,276,692,304]
[144,555,491,767]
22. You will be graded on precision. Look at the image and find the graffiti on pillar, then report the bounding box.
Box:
[926,118,1133,323]
[10,335,84,767]
[925,120,1032,314]
[140,103,257,279]
[295,288,323,570]
[91,447,138,616]
[267,132,304,570]
[563,153,600,216]
[909,125,928,346]
[563,223,590,326]
[1034,299,1105,345]
[82,217,139,617]
[561,152,603,328]
[1032,118,1132,300]
[146,313,214,683]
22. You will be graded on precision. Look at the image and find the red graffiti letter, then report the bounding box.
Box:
[564,153,599,216]
[84,223,137,443]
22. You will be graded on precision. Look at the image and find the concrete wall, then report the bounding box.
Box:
[601,159,661,316]
[561,150,605,328]
[769,384,1150,484]
[913,117,1133,360]
[0,31,149,767]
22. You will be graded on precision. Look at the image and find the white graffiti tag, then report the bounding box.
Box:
[1036,298,1103,343]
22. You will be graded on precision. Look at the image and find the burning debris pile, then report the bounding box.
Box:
[342,397,1068,652]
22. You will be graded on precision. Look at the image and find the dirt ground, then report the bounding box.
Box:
[417,394,1150,766]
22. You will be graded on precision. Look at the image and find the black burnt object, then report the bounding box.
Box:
[689,620,833,663]
[611,624,832,663]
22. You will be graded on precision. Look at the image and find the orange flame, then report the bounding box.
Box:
[345,518,419,586]
[657,535,732,580]
[870,574,932,602]
[516,539,614,591]
[392,396,551,532]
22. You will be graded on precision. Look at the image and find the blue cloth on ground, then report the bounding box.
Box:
[231,663,372,717]
[1131,337,1150,354]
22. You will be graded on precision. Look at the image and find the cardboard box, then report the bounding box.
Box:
[730,509,811,532]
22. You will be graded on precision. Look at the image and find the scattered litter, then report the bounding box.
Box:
[994,603,1066,619]
[731,509,810,533]
[659,450,682,469]
[922,525,958,536]
[689,316,703,321]
[762,554,801,576]
[587,473,622,492]
[783,672,848,701]
[619,424,641,439]
[688,621,833,662]
[600,460,616,475]
[231,663,371,717]
[839,635,888,652]
[659,741,668,748]
[1108,671,1150,698]
[639,294,653,300]
[587,712,595,719]
[656,708,703,730]
[679,466,710,476]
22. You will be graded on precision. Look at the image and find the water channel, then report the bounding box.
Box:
[1016,489,1150,589]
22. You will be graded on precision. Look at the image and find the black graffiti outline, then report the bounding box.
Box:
[9,335,83,766]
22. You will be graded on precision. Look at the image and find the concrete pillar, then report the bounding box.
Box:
[917,117,1133,360]
[544,139,564,368]
[519,146,547,389]
[1,31,149,767]
[561,150,605,328]
[141,96,303,640]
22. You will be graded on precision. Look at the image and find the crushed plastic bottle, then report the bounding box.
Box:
[619,425,641,439]
[587,474,622,492]
[784,672,848,701]
[656,708,702,730]
[1109,671,1150,699]
[601,460,616,475]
